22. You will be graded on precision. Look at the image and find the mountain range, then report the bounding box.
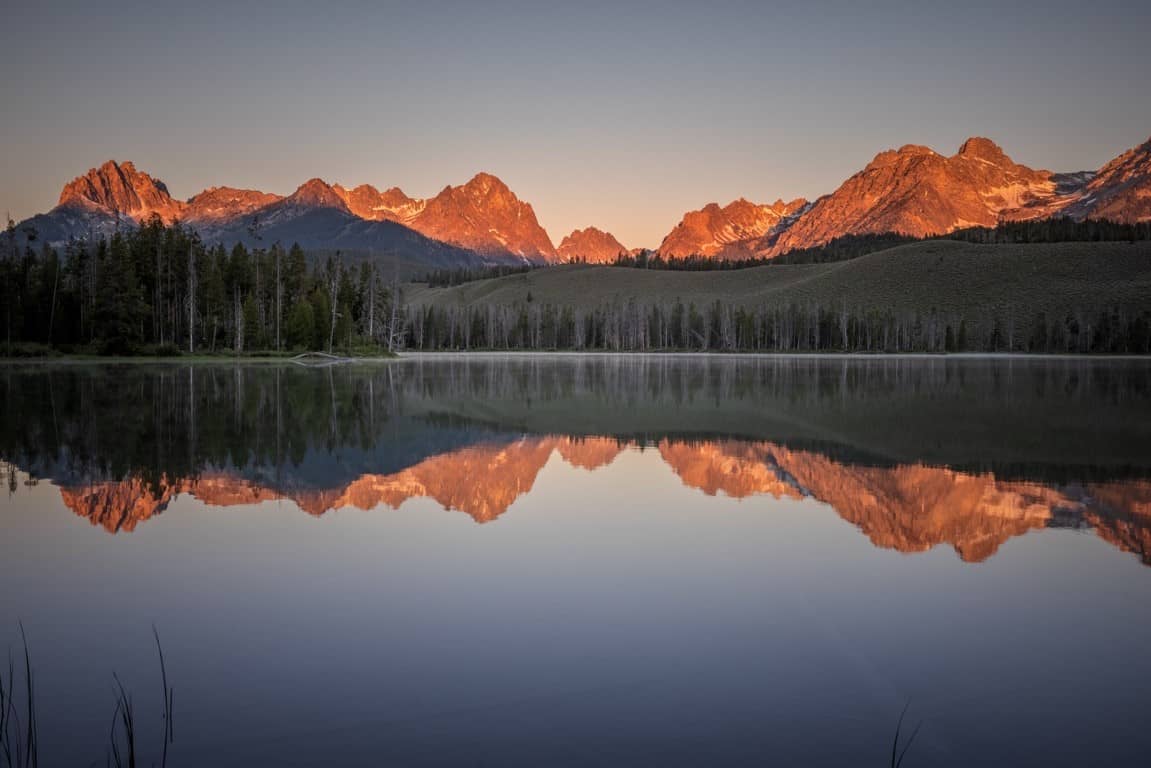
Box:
[13,135,1150,267]
[660,136,1151,259]
[47,436,1151,568]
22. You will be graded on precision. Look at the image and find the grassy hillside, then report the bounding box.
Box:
[408,240,1151,319]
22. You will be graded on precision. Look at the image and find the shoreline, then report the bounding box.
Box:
[399,350,1151,360]
[3,350,1150,365]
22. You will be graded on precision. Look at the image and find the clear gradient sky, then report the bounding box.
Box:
[2,0,1149,248]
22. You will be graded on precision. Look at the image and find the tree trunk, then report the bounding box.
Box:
[188,244,195,354]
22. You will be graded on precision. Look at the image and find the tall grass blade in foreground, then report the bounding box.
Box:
[20,624,36,768]
[0,625,172,767]
[0,625,39,768]
[108,627,174,768]
[153,626,173,768]
[890,700,922,768]
[0,654,8,766]
[108,674,136,768]
[0,653,11,767]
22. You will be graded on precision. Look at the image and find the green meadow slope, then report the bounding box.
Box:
[407,240,1151,324]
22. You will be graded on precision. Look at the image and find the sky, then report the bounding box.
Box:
[1,0,1149,248]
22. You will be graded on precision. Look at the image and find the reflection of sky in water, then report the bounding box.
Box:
[2,445,1149,766]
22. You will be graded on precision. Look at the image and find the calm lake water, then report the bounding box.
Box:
[1,355,1150,767]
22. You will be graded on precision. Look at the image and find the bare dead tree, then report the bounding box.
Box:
[326,253,341,354]
[248,214,264,345]
[274,242,282,351]
[386,270,404,353]
[187,243,196,354]
[366,263,376,342]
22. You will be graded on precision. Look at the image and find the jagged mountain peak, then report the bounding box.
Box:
[567,225,611,237]
[770,197,807,211]
[57,159,183,221]
[341,183,380,195]
[327,173,552,260]
[379,186,417,206]
[187,184,280,201]
[896,144,939,156]
[463,171,507,191]
[185,187,283,225]
[864,144,942,171]
[764,138,1062,255]
[286,178,349,210]
[351,183,424,222]
[557,227,628,264]
[414,173,556,261]
[957,136,1010,164]
[294,177,335,194]
[1092,135,1151,182]
[447,172,522,208]
[1068,135,1151,223]
[658,195,810,259]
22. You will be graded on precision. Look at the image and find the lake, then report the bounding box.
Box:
[1,355,1149,766]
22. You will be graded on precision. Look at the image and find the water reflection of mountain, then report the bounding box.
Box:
[2,357,1149,564]
[30,436,1150,566]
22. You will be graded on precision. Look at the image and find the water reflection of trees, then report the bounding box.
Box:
[3,364,400,485]
[2,357,1150,493]
[2,358,1149,564]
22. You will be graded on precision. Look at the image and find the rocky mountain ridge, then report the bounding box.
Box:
[15,134,1151,265]
[53,437,1151,567]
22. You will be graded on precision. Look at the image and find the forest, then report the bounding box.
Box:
[2,215,404,356]
[403,298,1151,354]
[609,232,920,270]
[2,215,1149,356]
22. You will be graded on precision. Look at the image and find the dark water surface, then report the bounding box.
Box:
[1,355,1150,766]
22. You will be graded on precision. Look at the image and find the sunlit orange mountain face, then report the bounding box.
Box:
[15,136,1150,266]
[3,357,1149,567]
[556,227,630,263]
[45,437,1151,567]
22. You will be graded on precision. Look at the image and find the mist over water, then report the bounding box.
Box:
[1,356,1149,766]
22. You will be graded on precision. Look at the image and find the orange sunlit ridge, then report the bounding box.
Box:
[32,437,1151,566]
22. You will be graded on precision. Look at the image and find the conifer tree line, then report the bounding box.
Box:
[421,217,1151,287]
[3,215,1149,356]
[603,218,1150,272]
[2,216,405,355]
[609,232,920,270]
[425,264,535,287]
[948,216,1151,245]
[404,299,1151,354]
